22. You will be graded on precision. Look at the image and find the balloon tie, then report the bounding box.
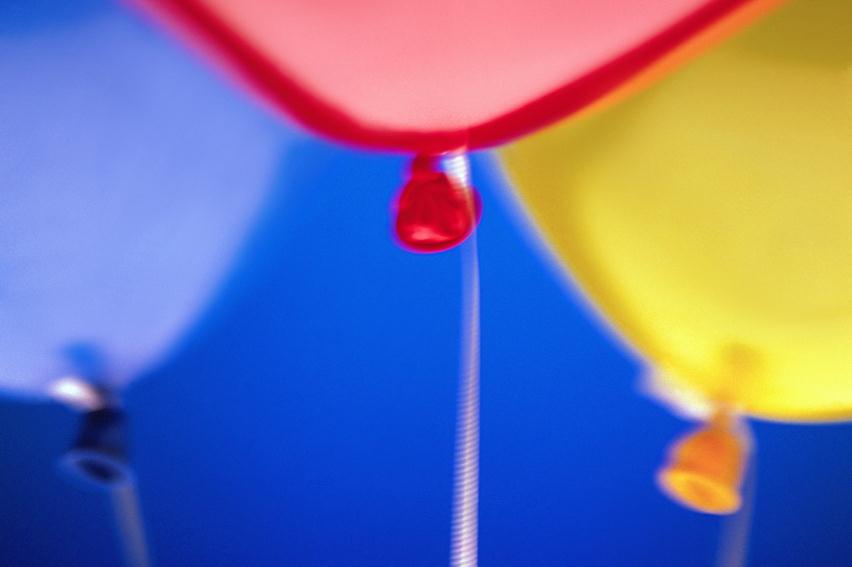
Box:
[393,153,481,253]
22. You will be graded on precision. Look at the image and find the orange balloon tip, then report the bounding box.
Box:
[657,468,741,515]
[656,413,749,515]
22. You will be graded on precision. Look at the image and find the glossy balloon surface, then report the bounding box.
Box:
[502,0,852,421]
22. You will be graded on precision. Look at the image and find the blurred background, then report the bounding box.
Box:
[1,1,852,566]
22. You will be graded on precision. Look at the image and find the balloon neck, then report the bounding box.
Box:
[393,153,482,253]
[656,410,749,515]
[61,405,134,489]
[48,375,114,412]
[409,154,441,177]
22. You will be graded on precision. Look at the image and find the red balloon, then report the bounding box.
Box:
[136,0,777,252]
[134,0,774,153]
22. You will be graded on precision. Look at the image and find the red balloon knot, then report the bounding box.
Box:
[393,155,482,253]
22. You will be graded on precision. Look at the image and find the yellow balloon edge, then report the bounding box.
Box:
[498,0,852,424]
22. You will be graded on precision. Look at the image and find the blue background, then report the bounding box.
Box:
[2,1,852,565]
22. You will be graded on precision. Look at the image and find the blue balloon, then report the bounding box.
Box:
[0,1,290,400]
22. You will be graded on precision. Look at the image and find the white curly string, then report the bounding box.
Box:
[445,153,479,567]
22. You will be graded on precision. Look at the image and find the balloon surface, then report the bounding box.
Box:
[502,0,852,422]
[0,7,286,399]
[135,0,779,153]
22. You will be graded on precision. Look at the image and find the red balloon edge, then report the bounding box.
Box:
[132,0,765,153]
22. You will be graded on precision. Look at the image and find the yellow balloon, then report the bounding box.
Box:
[501,0,852,511]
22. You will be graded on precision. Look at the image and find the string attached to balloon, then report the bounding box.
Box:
[111,481,153,567]
[443,154,481,567]
[394,151,481,565]
[391,152,484,567]
[715,443,757,567]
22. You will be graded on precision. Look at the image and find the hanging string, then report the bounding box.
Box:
[445,153,480,567]
[110,481,152,567]
[716,428,757,567]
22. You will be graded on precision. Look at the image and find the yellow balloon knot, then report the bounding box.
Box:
[656,413,748,515]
